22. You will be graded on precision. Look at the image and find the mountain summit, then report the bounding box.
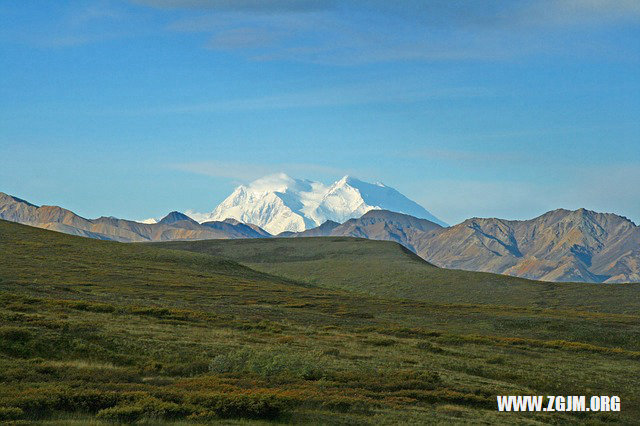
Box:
[158,211,197,225]
[188,173,446,234]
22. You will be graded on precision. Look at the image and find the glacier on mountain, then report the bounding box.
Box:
[187,173,446,234]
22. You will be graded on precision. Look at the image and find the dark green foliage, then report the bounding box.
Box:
[415,340,446,353]
[0,407,23,420]
[0,326,34,357]
[208,347,326,380]
[156,237,640,314]
[96,396,190,422]
[187,393,285,420]
[364,337,396,346]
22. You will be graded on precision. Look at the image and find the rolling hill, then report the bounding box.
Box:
[284,208,640,284]
[3,190,640,283]
[1,219,639,423]
[153,237,640,313]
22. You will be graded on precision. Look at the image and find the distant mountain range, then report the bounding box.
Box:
[183,173,447,234]
[0,192,268,242]
[280,209,443,253]
[286,209,640,283]
[2,181,639,283]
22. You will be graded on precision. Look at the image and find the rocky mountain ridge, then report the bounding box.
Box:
[2,191,638,283]
[287,208,639,283]
[0,193,269,242]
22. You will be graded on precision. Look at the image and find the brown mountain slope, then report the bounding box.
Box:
[0,192,270,242]
[3,191,638,283]
[288,208,639,283]
[284,209,443,252]
[415,209,640,283]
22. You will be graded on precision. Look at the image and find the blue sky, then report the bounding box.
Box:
[1,0,639,225]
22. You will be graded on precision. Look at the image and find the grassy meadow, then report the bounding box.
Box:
[1,220,639,424]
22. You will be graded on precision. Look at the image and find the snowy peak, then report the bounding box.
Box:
[321,175,446,226]
[190,174,446,234]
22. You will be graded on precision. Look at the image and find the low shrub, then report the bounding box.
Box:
[486,355,506,365]
[209,347,326,380]
[0,327,36,358]
[69,301,115,313]
[56,390,125,413]
[0,327,32,343]
[163,359,209,376]
[130,306,172,318]
[3,388,145,417]
[0,407,24,420]
[96,396,191,422]
[96,405,144,423]
[326,369,441,393]
[386,327,442,338]
[416,341,445,353]
[188,393,286,420]
[365,337,396,347]
[394,389,492,408]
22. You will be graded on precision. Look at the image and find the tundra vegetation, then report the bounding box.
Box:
[0,220,638,424]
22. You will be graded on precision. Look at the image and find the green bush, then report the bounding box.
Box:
[322,348,340,357]
[365,337,396,346]
[416,341,445,353]
[3,388,144,417]
[209,347,326,380]
[0,326,32,344]
[96,396,190,422]
[56,390,124,413]
[188,393,285,420]
[129,306,172,318]
[327,369,441,392]
[0,407,24,420]
[96,405,144,423]
[163,359,210,376]
[70,301,115,313]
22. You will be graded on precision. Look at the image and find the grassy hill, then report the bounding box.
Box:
[154,237,640,314]
[1,220,639,424]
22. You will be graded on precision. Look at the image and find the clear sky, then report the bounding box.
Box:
[1,0,639,225]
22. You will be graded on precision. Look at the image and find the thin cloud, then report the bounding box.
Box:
[208,27,287,50]
[13,0,640,58]
[6,2,138,48]
[170,160,358,183]
[105,82,491,116]
[132,0,335,13]
[69,2,124,26]
[152,0,640,65]
[171,161,275,181]
[519,0,640,28]
[139,1,640,25]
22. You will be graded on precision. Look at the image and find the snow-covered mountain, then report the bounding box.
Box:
[188,173,446,234]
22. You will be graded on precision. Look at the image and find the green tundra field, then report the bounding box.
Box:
[1,219,639,424]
